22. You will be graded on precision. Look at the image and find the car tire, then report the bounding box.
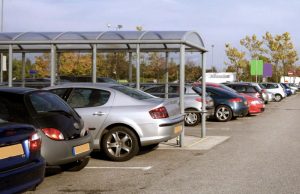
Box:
[61,157,90,172]
[215,105,233,122]
[274,94,282,102]
[184,108,201,126]
[101,126,139,162]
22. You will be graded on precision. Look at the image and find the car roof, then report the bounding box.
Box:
[45,82,122,90]
[0,87,37,94]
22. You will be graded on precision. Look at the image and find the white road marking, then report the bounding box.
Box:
[207,127,230,130]
[85,166,152,171]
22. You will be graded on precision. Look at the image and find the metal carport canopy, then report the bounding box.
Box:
[0,30,208,144]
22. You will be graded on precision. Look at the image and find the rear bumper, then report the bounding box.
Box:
[139,116,184,146]
[0,157,45,194]
[40,132,93,166]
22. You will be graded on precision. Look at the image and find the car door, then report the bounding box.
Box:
[66,88,112,140]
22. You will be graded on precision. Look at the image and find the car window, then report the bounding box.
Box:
[29,91,71,114]
[68,88,111,108]
[145,86,164,93]
[50,88,68,98]
[0,94,29,123]
[112,85,154,100]
[246,86,257,93]
[233,85,246,92]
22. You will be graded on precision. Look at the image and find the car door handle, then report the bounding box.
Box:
[92,112,106,116]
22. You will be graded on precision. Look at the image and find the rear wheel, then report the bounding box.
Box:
[101,126,139,161]
[215,105,233,122]
[184,109,201,126]
[274,94,282,102]
[61,157,90,171]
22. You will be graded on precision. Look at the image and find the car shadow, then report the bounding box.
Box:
[45,166,64,177]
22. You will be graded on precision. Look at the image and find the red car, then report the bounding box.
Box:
[196,82,265,115]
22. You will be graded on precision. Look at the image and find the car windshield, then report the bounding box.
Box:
[111,85,154,100]
[29,91,73,114]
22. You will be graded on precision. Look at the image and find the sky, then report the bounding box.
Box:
[3,0,300,71]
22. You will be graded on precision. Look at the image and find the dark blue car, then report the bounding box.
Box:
[280,83,292,96]
[192,85,249,122]
[0,119,45,194]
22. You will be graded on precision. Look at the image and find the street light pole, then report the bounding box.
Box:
[211,44,214,72]
[0,0,4,83]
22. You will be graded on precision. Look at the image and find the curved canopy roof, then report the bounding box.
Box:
[0,31,206,52]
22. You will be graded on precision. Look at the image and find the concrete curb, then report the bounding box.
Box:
[158,135,230,151]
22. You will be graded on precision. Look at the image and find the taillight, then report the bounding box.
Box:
[29,132,41,152]
[228,98,242,103]
[149,106,169,119]
[195,97,202,102]
[42,128,64,140]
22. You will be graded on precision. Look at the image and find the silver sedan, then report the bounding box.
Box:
[45,83,184,161]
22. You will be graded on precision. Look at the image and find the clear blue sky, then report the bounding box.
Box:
[3,0,300,70]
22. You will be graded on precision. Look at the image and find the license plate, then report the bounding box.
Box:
[73,143,90,155]
[174,125,183,133]
[0,144,24,160]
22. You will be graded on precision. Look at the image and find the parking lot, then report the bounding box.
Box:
[26,94,300,194]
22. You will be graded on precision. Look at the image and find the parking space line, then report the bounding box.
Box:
[85,166,152,171]
[207,127,230,130]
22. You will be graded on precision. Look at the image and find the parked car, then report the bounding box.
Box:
[223,82,264,101]
[286,83,299,92]
[45,83,184,161]
[143,84,215,126]
[281,83,295,95]
[0,119,45,193]
[59,76,118,84]
[192,85,249,122]
[259,83,286,102]
[202,82,264,115]
[0,87,93,171]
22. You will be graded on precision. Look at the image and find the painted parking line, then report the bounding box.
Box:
[85,166,152,171]
[207,127,230,131]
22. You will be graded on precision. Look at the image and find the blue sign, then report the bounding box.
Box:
[29,70,37,75]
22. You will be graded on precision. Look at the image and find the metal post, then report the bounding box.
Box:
[92,44,97,83]
[56,52,61,83]
[21,52,25,87]
[165,52,169,99]
[136,44,140,90]
[0,53,3,83]
[8,44,12,87]
[128,52,132,83]
[179,44,185,147]
[201,52,207,138]
[50,44,56,86]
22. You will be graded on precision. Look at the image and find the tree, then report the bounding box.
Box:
[224,44,249,81]
[263,32,298,82]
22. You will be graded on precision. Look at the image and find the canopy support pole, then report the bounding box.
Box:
[92,44,97,83]
[179,44,185,147]
[8,45,12,87]
[21,52,25,87]
[136,44,140,90]
[50,44,56,86]
[164,52,169,99]
[201,52,207,138]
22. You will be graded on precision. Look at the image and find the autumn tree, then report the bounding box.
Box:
[224,44,248,81]
[263,32,298,81]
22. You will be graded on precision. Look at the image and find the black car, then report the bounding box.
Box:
[0,87,93,171]
[224,82,263,101]
[192,85,249,122]
[0,120,45,193]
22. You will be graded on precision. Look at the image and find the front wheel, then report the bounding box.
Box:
[101,126,139,161]
[215,105,233,122]
[184,109,201,126]
[274,94,282,102]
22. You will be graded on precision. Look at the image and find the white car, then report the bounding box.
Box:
[259,83,286,102]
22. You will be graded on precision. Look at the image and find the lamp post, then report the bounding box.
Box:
[0,0,4,83]
[211,44,214,72]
